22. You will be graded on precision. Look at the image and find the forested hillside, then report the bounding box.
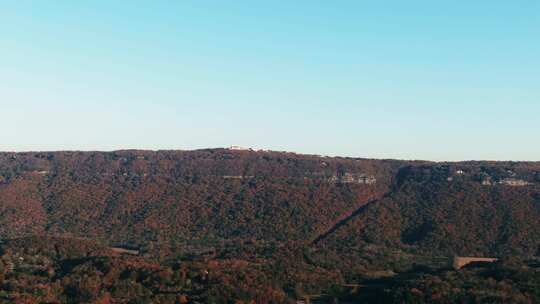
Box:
[1,150,540,302]
[0,150,401,254]
[313,164,540,278]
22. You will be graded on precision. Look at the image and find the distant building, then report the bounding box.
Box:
[228,146,250,151]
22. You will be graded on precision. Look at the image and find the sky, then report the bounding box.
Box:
[1,1,538,161]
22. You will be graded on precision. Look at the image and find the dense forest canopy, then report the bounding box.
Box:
[1,149,540,303]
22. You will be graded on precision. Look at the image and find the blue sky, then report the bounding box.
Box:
[1,1,538,160]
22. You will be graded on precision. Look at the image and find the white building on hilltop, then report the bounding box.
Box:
[228,146,250,151]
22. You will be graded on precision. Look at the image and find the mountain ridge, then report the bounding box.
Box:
[1,149,539,258]
[2,149,540,302]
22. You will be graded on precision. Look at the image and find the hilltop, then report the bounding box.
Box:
[1,149,540,302]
